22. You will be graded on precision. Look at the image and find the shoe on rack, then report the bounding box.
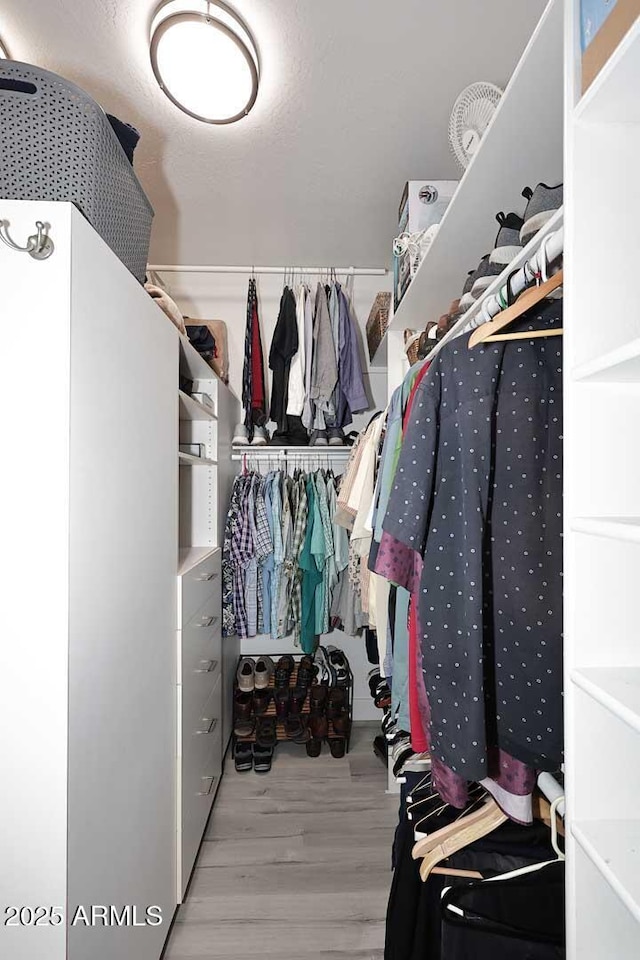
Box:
[252,743,274,773]
[253,688,272,716]
[313,646,336,686]
[469,254,502,299]
[520,183,563,246]
[296,654,314,690]
[326,687,348,720]
[325,645,350,685]
[255,717,277,749]
[232,423,250,445]
[309,683,328,713]
[289,686,307,715]
[275,688,290,720]
[237,657,256,692]
[233,690,255,738]
[234,740,253,772]
[327,427,345,446]
[251,425,269,446]
[306,738,322,758]
[309,712,328,740]
[254,655,274,690]
[458,268,477,312]
[489,211,524,266]
[285,715,310,743]
[309,429,328,446]
[275,655,294,688]
[328,737,346,759]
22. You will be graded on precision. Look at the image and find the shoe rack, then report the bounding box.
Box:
[232,653,354,754]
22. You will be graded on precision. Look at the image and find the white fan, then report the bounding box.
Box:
[448,82,503,170]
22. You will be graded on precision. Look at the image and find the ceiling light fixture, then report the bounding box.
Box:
[150,0,259,124]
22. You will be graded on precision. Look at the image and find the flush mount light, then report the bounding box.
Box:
[150,0,259,124]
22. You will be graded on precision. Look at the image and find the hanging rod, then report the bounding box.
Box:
[231,447,351,461]
[537,772,565,819]
[423,208,564,365]
[147,263,388,276]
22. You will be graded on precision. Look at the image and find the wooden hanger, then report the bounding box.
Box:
[412,793,491,859]
[468,269,564,348]
[416,799,508,882]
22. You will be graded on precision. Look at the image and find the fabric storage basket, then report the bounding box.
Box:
[0,60,153,281]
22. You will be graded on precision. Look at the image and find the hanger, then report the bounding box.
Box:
[468,236,564,347]
[414,798,508,882]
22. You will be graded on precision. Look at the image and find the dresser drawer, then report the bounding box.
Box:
[180,605,222,691]
[182,671,223,759]
[180,730,221,897]
[178,549,221,627]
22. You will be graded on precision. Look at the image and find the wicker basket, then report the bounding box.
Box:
[366,291,391,361]
[404,329,421,365]
[0,60,153,281]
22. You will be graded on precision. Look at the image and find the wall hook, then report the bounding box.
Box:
[0,219,54,260]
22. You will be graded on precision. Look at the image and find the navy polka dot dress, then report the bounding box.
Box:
[383,300,563,779]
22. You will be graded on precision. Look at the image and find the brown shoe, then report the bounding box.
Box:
[290,686,307,715]
[306,738,322,758]
[310,683,328,712]
[275,655,294,689]
[275,688,289,720]
[254,688,272,716]
[333,713,351,737]
[285,715,310,743]
[328,737,346,759]
[234,690,254,737]
[296,655,314,690]
[326,687,347,719]
[309,713,328,740]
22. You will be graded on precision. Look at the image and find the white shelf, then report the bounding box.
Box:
[178,390,217,421]
[571,667,640,737]
[572,336,640,382]
[418,208,563,363]
[572,820,640,925]
[178,452,217,466]
[179,334,217,382]
[571,517,640,544]
[389,0,563,333]
[178,546,217,577]
[575,17,640,123]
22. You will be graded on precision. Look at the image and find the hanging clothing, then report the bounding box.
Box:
[287,284,307,418]
[338,284,369,417]
[310,282,338,430]
[299,476,323,653]
[302,291,315,430]
[250,285,267,427]
[269,286,299,441]
[383,301,564,780]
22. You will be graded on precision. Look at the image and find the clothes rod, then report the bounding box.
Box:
[147,264,388,277]
[537,772,565,818]
[231,449,351,460]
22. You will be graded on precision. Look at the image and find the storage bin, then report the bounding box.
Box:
[0,60,153,281]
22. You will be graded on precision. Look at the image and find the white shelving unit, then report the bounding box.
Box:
[564,2,640,956]
[389,0,563,337]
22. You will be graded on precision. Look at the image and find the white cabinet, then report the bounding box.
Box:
[0,201,177,960]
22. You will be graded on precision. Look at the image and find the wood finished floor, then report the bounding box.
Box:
[164,722,397,960]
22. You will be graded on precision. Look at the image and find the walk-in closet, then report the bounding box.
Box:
[2,1,640,958]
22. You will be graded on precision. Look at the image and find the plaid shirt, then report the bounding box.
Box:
[229,475,255,639]
[289,476,308,647]
[254,477,273,633]
[222,474,244,637]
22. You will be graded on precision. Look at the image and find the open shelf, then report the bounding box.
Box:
[572,336,640,383]
[575,17,640,123]
[571,517,640,544]
[572,820,640,925]
[178,546,218,577]
[571,667,640,737]
[389,0,563,333]
[179,390,217,422]
[179,452,217,467]
[179,334,217,382]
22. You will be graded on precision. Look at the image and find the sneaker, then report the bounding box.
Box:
[251,425,269,446]
[470,254,502,298]
[234,741,253,773]
[489,211,524,265]
[236,657,255,692]
[327,427,345,446]
[232,423,249,445]
[309,429,328,446]
[252,743,273,774]
[313,645,335,686]
[254,655,274,690]
[520,183,563,246]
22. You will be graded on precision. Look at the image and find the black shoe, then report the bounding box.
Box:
[253,743,274,773]
[234,741,253,773]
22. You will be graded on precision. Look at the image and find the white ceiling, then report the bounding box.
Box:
[2,0,546,267]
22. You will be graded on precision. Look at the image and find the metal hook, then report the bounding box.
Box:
[0,219,54,260]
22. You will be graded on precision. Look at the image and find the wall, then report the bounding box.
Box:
[166,270,392,720]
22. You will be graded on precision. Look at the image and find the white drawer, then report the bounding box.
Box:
[178,549,221,627]
[180,603,222,691]
[180,731,221,897]
[182,672,222,759]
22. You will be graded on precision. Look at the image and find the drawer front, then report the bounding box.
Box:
[181,613,222,695]
[182,672,223,763]
[180,731,221,897]
[179,549,221,627]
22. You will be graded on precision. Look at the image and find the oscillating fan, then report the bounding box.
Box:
[448,82,503,170]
